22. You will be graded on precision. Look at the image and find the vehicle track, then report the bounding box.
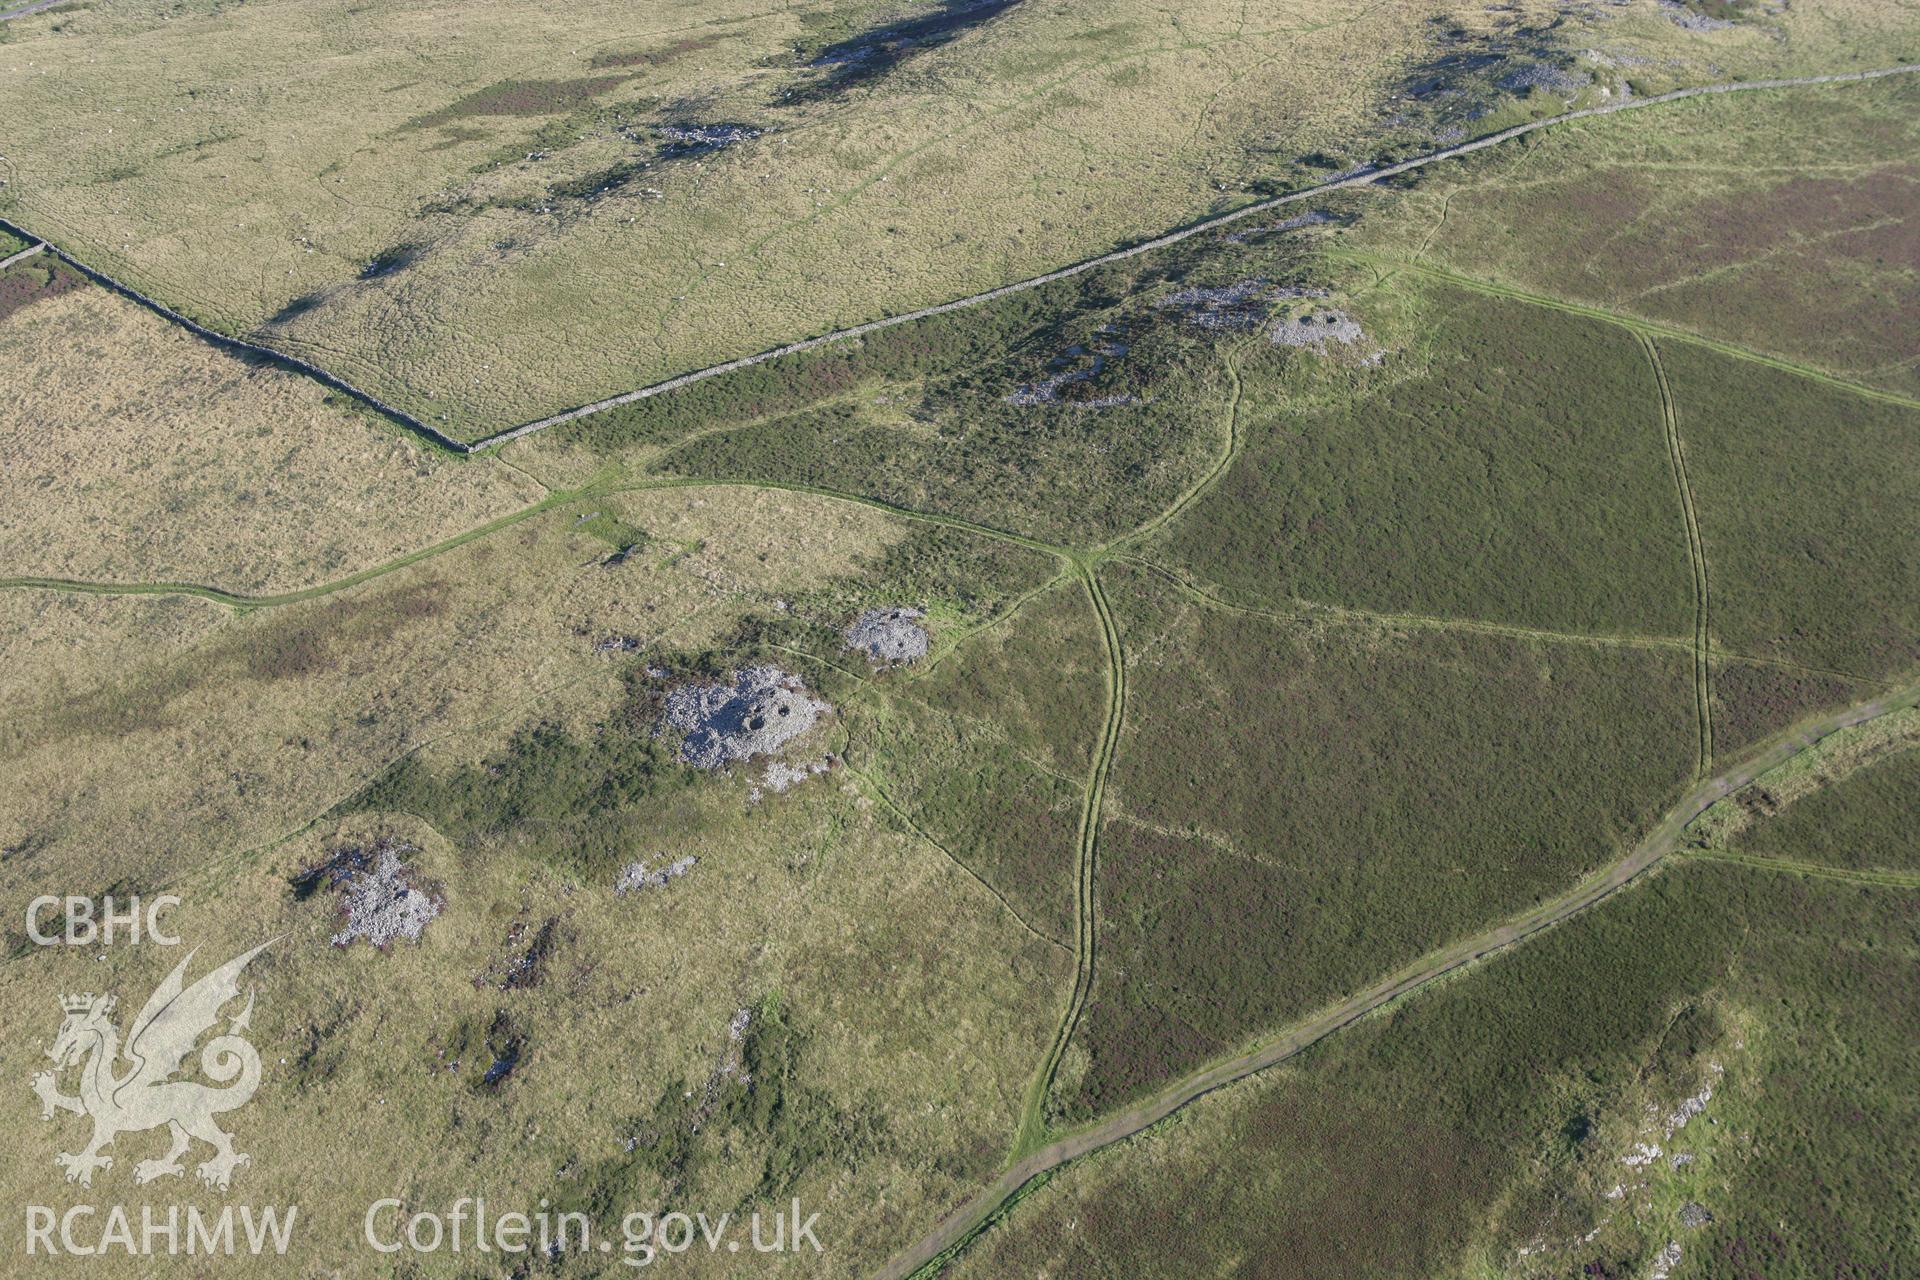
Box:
[1011,566,1126,1155]
[1675,849,1920,889]
[879,676,1920,1280]
[0,475,1074,610]
[1118,552,1890,689]
[1643,332,1715,777]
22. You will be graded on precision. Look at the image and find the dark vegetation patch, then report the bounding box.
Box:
[588,34,724,70]
[1153,282,1692,636]
[0,255,86,323]
[537,158,653,206]
[657,382,1215,546]
[1609,165,1918,381]
[234,581,447,683]
[559,229,1293,467]
[265,291,326,325]
[1665,342,1920,680]
[970,862,1920,1279]
[1731,747,1920,871]
[333,670,699,878]
[556,997,887,1219]
[11,580,449,753]
[476,915,567,990]
[432,1010,528,1093]
[1060,564,1695,1118]
[1399,79,1920,389]
[647,244,1301,544]
[1707,660,1865,758]
[359,242,425,280]
[411,74,630,128]
[785,0,1023,103]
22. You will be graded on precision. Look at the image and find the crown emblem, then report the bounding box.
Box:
[59,993,110,1014]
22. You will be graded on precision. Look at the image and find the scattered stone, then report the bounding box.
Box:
[1649,1240,1683,1280]
[1223,209,1332,244]
[1622,1141,1663,1168]
[760,755,834,797]
[665,665,831,769]
[1498,63,1588,94]
[1005,335,1132,407]
[616,856,698,894]
[659,122,763,156]
[317,842,442,948]
[1268,305,1383,364]
[1662,1066,1721,1135]
[594,634,642,655]
[1659,0,1736,30]
[477,917,561,991]
[1678,1202,1713,1229]
[844,607,930,665]
[1155,278,1282,331]
[1670,1151,1695,1169]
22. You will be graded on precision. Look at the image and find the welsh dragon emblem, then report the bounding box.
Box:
[32,941,271,1191]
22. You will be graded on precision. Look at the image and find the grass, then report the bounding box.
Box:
[1708,656,1869,758]
[0,484,909,909]
[1054,561,1697,1119]
[1359,73,1920,394]
[0,768,1068,1278]
[1664,338,1920,682]
[3,9,1918,1276]
[844,579,1105,943]
[1685,706,1920,870]
[0,478,1093,1275]
[0,273,540,593]
[1147,275,1695,637]
[951,856,1920,1279]
[6,0,1885,433]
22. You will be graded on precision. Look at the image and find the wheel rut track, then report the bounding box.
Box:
[879,678,1920,1280]
[1014,566,1126,1154]
[1643,332,1715,777]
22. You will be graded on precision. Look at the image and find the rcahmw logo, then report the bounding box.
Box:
[24,938,301,1258]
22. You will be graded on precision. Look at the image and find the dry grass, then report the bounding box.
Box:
[0,784,1067,1277]
[0,587,228,708]
[0,483,904,903]
[0,469,1071,1275]
[0,279,540,592]
[5,0,1885,432]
